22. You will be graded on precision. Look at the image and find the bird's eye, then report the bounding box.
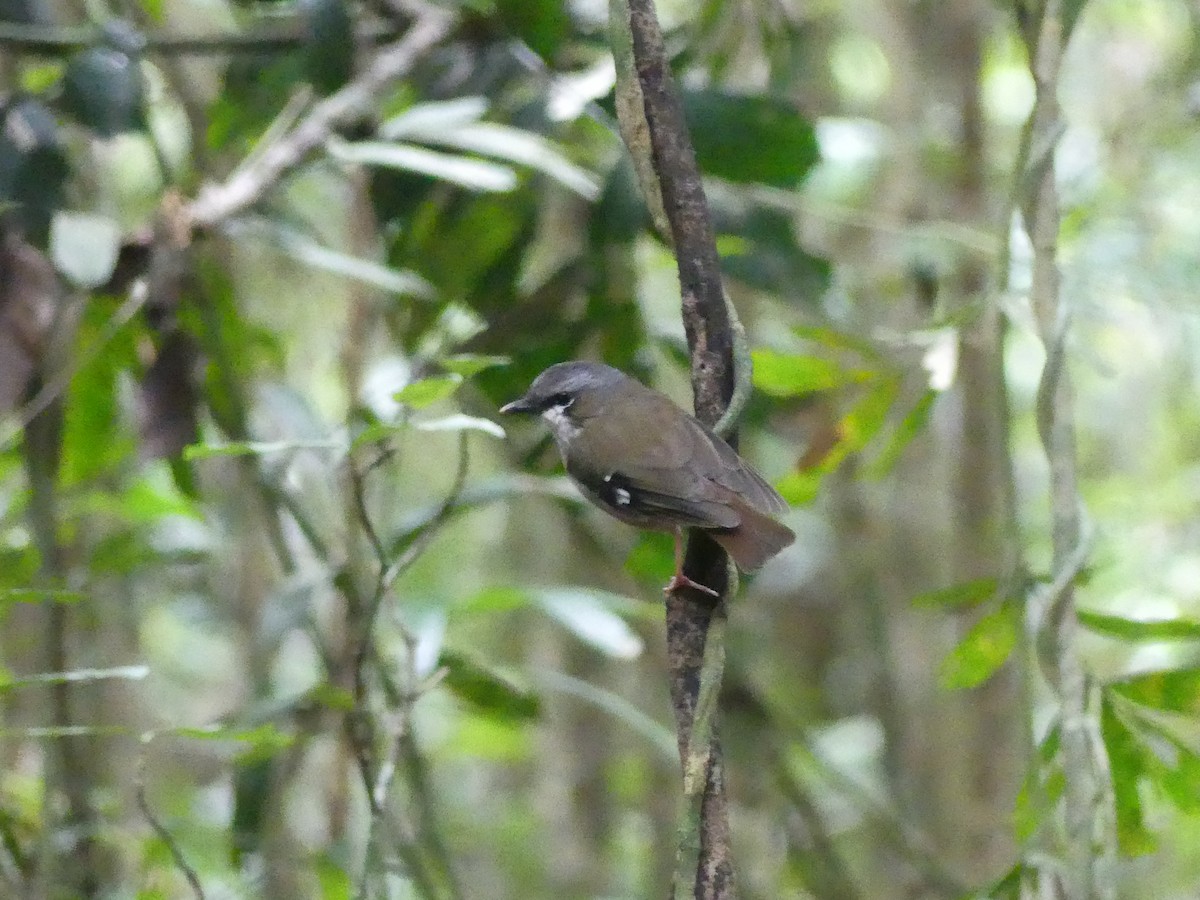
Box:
[547,392,574,410]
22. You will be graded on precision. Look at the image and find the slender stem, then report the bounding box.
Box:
[616,0,739,894]
[135,745,206,900]
[1020,2,1107,895]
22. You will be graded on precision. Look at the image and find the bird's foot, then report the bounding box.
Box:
[663,573,720,599]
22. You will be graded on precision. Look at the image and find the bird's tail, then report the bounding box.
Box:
[711,501,795,572]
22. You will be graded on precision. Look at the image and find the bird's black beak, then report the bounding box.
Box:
[499,396,536,414]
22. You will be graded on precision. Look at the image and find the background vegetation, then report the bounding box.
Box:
[2,0,1200,897]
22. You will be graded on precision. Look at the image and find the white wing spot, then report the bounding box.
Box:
[614,487,631,506]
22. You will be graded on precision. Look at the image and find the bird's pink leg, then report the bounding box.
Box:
[663,528,719,599]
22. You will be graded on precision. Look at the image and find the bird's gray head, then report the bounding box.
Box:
[499,361,630,444]
[500,361,628,416]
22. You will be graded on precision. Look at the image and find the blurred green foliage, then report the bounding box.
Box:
[1,0,1200,898]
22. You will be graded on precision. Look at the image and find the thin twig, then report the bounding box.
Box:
[187,9,453,229]
[135,742,206,900]
[0,19,403,54]
[348,432,470,900]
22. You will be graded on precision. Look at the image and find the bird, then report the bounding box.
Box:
[500,361,794,597]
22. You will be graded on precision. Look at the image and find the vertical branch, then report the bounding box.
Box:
[24,386,100,898]
[620,2,736,896]
[1020,1,1105,896]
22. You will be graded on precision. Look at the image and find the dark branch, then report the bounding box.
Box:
[0,19,401,55]
[622,1,736,896]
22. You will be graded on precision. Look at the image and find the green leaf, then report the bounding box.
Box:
[112,475,201,523]
[969,863,1025,900]
[869,389,938,476]
[381,97,488,137]
[0,97,68,244]
[0,588,85,606]
[394,374,463,409]
[328,139,518,192]
[456,585,530,616]
[535,589,644,659]
[49,211,121,289]
[938,600,1018,690]
[912,577,999,610]
[62,44,146,137]
[1013,765,1064,843]
[624,531,675,584]
[183,439,340,460]
[174,723,294,763]
[1157,744,1200,813]
[792,324,881,360]
[495,0,568,59]
[264,223,434,299]
[683,89,819,188]
[715,203,831,302]
[439,353,510,377]
[439,650,540,722]
[60,299,139,485]
[841,377,899,451]
[1101,697,1158,855]
[316,856,352,900]
[1079,610,1200,642]
[414,414,505,438]
[1109,668,1200,715]
[774,470,825,506]
[307,682,355,712]
[299,0,354,94]
[403,122,600,199]
[751,349,855,398]
[1012,726,1063,842]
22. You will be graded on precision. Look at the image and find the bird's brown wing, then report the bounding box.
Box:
[570,390,785,528]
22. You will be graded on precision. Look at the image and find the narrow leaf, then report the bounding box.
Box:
[751,348,851,398]
[412,123,600,199]
[415,414,505,439]
[0,664,149,690]
[912,577,999,610]
[455,586,530,616]
[439,353,510,377]
[0,588,85,606]
[535,589,644,659]
[869,389,938,476]
[841,376,899,451]
[1109,668,1200,715]
[774,470,825,506]
[1101,696,1158,855]
[1079,610,1200,642]
[328,139,518,192]
[183,439,341,460]
[394,374,463,409]
[268,225,434,299]
[380,97,489,138]
[439,650,540,722]
[938,600,1018,690]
